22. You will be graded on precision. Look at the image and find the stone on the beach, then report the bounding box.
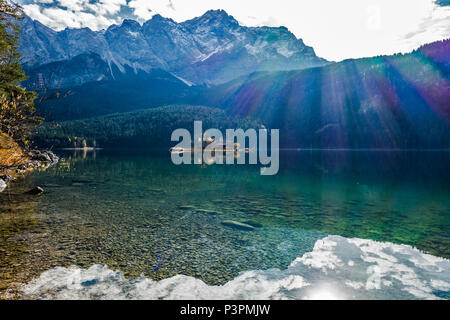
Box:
[31,151,51,162]
[221,220,255,231]
[29,150,59,165]
[0,175,13,192]
[25,187,44,195]
[0,174,12,184]
[0,179,7,193]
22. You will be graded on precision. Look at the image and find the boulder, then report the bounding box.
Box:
[25,187,44,195]
[0,179,7,193]
[47,151,59,163]
[29,150,59,164]
[243,220,263,228]
[30,151,51,162]
[0,174,12,184]
[221,220,255,231]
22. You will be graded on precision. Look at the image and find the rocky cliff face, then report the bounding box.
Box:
[19,10,328,86]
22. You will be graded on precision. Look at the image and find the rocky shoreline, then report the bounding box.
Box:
[0,150,59,192]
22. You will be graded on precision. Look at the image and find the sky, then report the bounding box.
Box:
[17,0,450,61]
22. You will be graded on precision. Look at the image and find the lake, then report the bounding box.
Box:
[1,149,449,299]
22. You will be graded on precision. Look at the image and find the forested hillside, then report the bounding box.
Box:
[35,105,261,149]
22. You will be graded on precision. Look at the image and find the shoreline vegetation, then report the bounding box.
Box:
[0,1,59,192]
[0,132,59,192]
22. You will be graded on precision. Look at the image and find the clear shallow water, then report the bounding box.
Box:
[1,150,449,299]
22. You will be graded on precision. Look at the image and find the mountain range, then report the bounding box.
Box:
[19,9,327,87]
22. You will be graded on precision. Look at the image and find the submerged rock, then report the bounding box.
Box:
[221,220,255,231]
[194,209,220,215]
[148,188,165,194]
[71,179,97,185]
[179,205,196,210]
[25,187,44,195]
[243,220,263,228]
[71,182,85,187]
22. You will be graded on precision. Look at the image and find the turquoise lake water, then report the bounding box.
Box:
[1,150,449,299]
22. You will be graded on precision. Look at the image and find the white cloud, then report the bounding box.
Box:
[22,4,55,26]
[20,0,450,60]
[57,0,92,12]
[23,2,121,30]
[53,0,126,14]
[42,7,82,29]
[128,0,154,20]
[84,0,127,16]
[98,0,127,15]
[127,0,177,20]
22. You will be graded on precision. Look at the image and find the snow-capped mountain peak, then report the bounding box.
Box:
[19,10,328,86]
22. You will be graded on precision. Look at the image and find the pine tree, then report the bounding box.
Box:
[0,0,40,147]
